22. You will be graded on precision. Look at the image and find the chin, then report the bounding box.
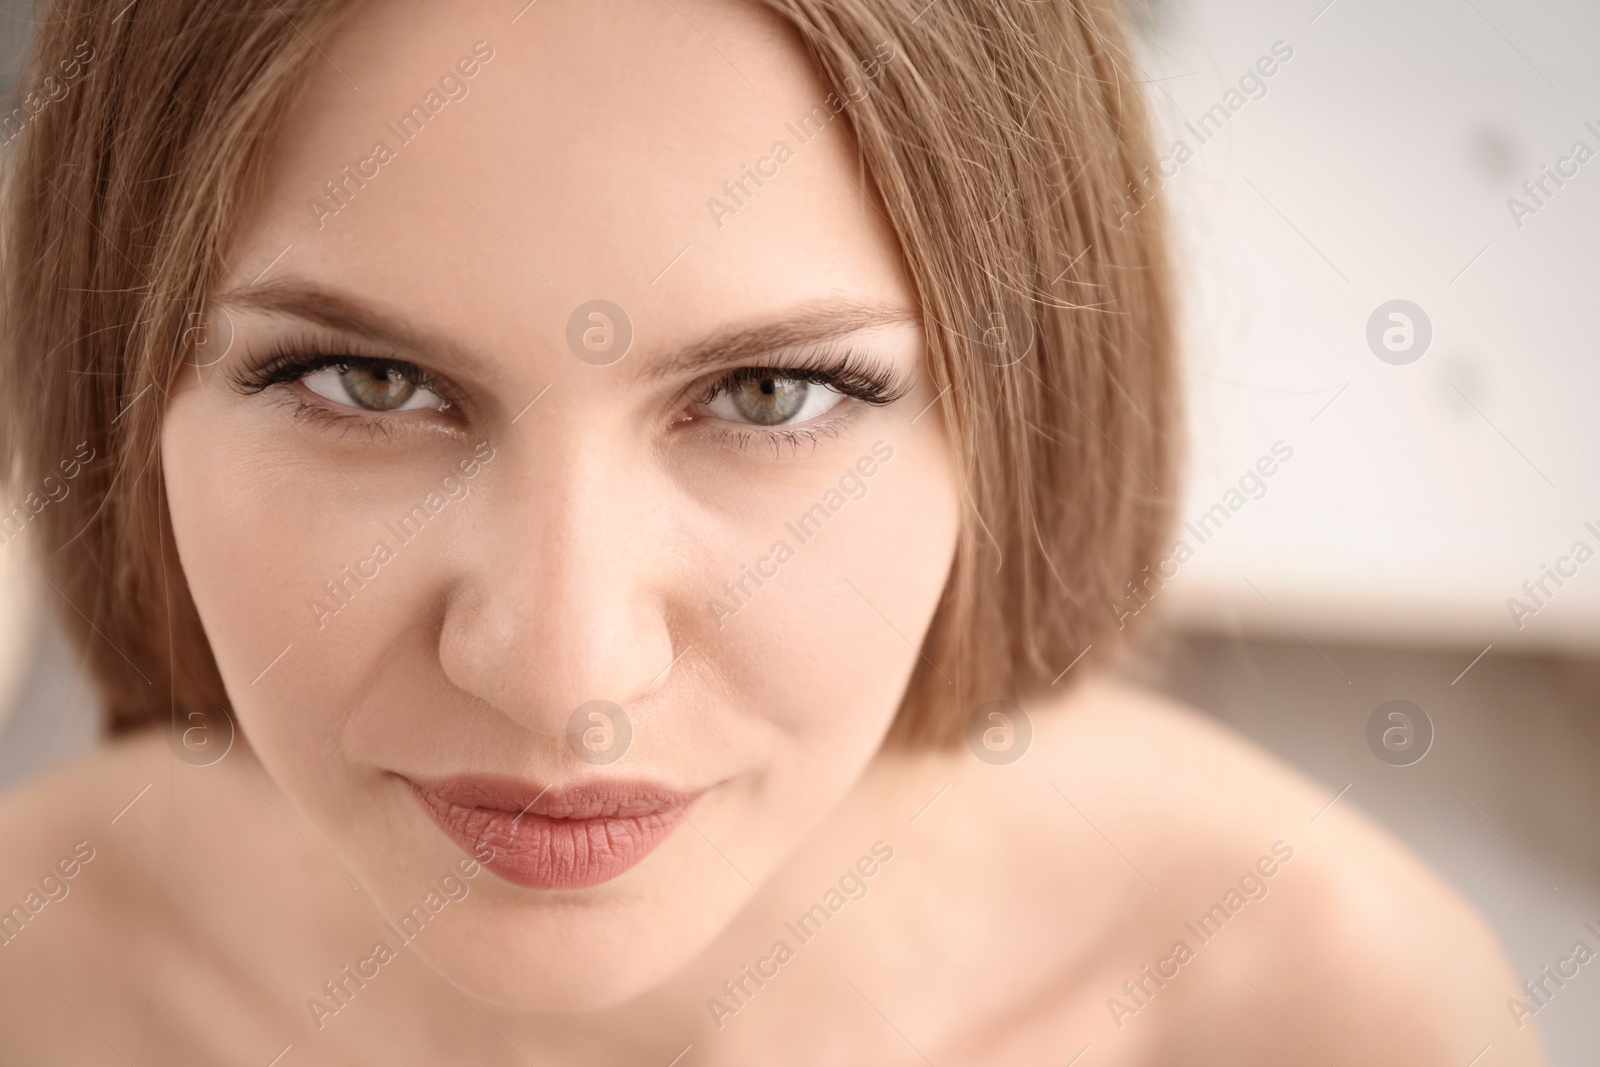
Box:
[409,897,719,1012]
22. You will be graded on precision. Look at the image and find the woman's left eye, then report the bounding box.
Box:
[300,361,447,413]
[700,373,848,427]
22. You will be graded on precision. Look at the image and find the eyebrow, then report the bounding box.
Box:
[638,300,921,383]
[213,279,489,377]
[212,279,920,384]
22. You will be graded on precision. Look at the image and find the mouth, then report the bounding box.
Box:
[405,774,701,890]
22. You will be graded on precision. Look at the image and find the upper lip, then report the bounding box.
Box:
[404,773,699,820]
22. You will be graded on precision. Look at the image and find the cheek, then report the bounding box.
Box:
[160,389,423,787]
[702,436,960,786]
[644,427,957,904]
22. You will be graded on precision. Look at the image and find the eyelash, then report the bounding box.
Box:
[229,335,457,438]
[230,338,910,451]
[688,347,908,409]
[687,345,911,454]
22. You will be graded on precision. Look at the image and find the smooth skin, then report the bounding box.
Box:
[0,1,1541,1064]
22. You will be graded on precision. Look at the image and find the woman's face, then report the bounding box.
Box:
[161,0,959,1009]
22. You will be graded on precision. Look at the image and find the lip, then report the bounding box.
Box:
[405,774,700,890]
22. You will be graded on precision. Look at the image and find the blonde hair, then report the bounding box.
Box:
[1,0,1176,745]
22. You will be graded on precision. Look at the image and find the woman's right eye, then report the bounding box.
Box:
[299,361,448,414]
[700,373,851,427]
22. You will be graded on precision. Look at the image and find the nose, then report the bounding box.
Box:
[437,428,679,740]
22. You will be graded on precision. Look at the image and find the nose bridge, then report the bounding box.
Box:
[440,429,673,732]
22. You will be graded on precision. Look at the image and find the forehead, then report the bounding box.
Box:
[225,0,910,356]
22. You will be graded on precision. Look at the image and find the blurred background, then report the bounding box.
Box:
[1123,0,1600,1061]
[1,0,1595,1061]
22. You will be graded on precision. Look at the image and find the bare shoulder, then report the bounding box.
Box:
[0,732,173,1048]
[917,674,1544,1064]
[0,727,170,897]
[0,731,339,1060]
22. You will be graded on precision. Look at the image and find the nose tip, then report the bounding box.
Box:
[437,571,678,745]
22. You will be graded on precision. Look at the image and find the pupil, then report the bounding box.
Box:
[343,363,416,410]
[733,375,806,426]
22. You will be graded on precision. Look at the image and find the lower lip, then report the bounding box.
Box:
[407,780,693,890]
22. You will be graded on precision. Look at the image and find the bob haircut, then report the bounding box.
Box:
[0,0,1176,747]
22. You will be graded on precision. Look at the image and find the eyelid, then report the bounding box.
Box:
[228,330,464,412]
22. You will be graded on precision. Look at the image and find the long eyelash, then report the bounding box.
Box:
[227,333,446,402]
[690,345,913,408]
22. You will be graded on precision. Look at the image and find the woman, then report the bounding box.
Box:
[0,0,1538,1063]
